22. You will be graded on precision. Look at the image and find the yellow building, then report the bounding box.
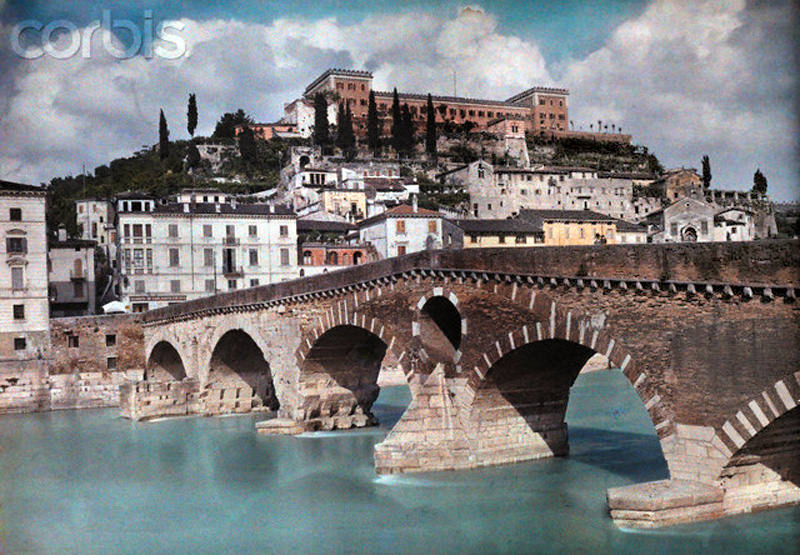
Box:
[518,209,618,246]
[456,219,545,248]
[319,189,367,221]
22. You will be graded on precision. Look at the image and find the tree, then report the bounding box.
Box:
[159,109,169,160]
[186,142,201,170]
[701,155,712,189]
[342,105,356,160]
[238,125,257,163]
[753,168,768,194]
[187,93,198,137]
[212,109,252,139]
[313,93,330,149]
[425,93,437,156]
[400,104,415,157]
[367,90,380,156]
[390,88,402,155]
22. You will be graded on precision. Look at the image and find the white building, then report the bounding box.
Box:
[48,227,96,317]
[358,202,445,258]
[1,181,50,366]
[283,97,338,138]
[118,199,298,312]
[75,198,116,262]
[645,197,716,243]
[713,207,756,242]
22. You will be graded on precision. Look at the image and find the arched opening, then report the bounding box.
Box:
[681,226,698,242]
[207,329,278,413]
[326,251,338,265]
[467,339,666,476]
[353,251,363,265]
[718,406,799,504]
[418,296,462,363]
[299,155,310,169]
[301,325,387,429]
[303,250,312,265]
[146,341,187,381]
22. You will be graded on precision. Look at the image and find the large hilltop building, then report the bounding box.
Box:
[285,68,630,142]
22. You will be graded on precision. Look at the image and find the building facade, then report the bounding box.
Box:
[358,204,446,258]
[0,181,50,369]
[518,209,619,246]
[48,230,96,317]
[75,198,116,262]
[118,200,298,311]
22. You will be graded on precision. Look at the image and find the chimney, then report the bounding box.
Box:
[57,224,67,242]
[183,202,190,213]
[412,194,418,213]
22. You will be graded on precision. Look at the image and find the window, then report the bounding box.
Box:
[170,280,181,293]
[168,224,178,237]
[6,237,27,254]
[397,245,407,256]
[134,280,145,293]
[469,235,478,243]
[280,225,288,237]
[227,279,237,290]
[68,335,79,348]
[516,235,527,244]
[105,334,116,347]
[13,304,24,320]
[670,223,678,236]
[73,282,83,298]
[225,225,235,238]
[280,248,290,266]
[701,220,708,235]
[249,225,257,237]
[249,249,259,266]
[498,235,506,244]
[9,208,21,221]
[396,220,406,234]
[169,248,180,266]
[428,220,437,233]
[205,279,215,292]
[11,267,23,290]
[204,248,214,267]
[250,279,260,287]
[107,357,117,370]
[303,251,312,265]
[14,337,26,351]
[487,204,492,211]
[203,225,212,237]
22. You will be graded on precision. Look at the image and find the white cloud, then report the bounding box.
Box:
[0,1,796,200]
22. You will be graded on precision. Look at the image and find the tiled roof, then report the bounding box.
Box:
[613,219,647,232]
[49,239,97,249]
[597,171,656,180]
[358,204,441,227]
[297,220,356,233]
[0,180,44,194]
[518,209,615,223]
[455,219,543,234]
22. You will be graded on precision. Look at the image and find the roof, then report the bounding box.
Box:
[373,90,527,109]
[0,180,44,194]
[613,219,647,233]
[364,177,411,191]
[49,239,97,249]
[505,86,570,104]
[153,202,295,217]
[597,171,656,180]
[297,220,356,233]
[305,68,373,94]
[435,164,470,179]
[518,209,615,223]
[116,191,155,200]
[358,204,441,227]
[455,219,543,234]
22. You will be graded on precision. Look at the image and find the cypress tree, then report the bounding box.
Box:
[367,90,380,156]
[313,93,330,149]
[159,109,169,160]
[425,93,437,156]
[187,93,198,137]
[335,102,347,151]
[343,105,356,160]
[753,169,768,194]
[701,155,712,189]
[390,88,402,155]
[400,104,414,157]
[186,142,201,169]
[239,125,257,163]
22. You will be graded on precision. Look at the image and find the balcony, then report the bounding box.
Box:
[70,269,85,281]
[222,266,243,278]
[223,236,240,246]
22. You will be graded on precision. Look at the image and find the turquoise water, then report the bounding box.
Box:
[0,370,797,553]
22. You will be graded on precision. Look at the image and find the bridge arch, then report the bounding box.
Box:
[145,340,187,382]
[714,372,799,490]
[412,289,467,369]
[204,327,279,413]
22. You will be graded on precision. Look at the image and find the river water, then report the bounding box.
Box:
[0,370,797,553]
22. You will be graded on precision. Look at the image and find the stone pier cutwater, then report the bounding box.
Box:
[125,242,800,527]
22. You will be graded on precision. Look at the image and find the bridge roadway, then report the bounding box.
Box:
[124,240,800,527]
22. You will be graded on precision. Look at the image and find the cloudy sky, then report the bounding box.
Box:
[0,0,797,200]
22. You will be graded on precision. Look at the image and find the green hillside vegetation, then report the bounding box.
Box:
[527,135,663,174]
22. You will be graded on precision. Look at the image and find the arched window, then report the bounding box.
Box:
[303,250,312,265]
[353,251,363,265]
[326,251,338,265]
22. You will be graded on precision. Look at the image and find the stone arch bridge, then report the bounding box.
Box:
[123,241,800,527]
